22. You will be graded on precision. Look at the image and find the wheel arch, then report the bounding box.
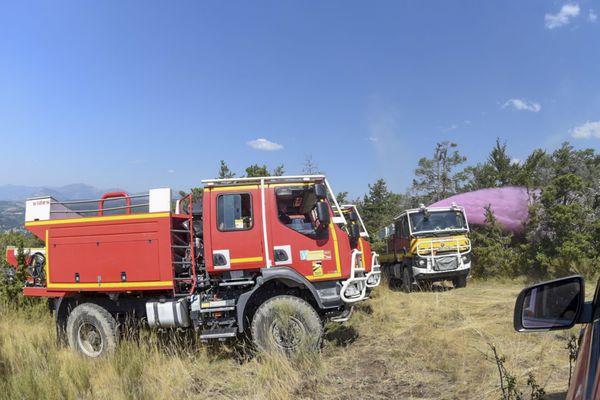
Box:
[54,296,80,342]
[236,267,325,333]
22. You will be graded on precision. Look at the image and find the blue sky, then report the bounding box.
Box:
[1,1,599,198]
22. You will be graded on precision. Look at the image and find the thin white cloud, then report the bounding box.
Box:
[545,3,580,29]
[368,136,379,142]
[502,98,542,113]
[168,169,175,174]
[441,124,458,132]
[247,138,283,151]
[589,9,598,22]
[570,121,600,139]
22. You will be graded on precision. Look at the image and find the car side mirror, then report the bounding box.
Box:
[314,184,327,200]
[514,275,587,332]
[314,202,331,231]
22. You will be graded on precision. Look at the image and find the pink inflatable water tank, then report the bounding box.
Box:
[428,187,535,233]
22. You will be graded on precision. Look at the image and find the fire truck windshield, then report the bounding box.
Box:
[409,210,467,234]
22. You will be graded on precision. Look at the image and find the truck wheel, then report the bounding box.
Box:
[251,295,323,353]
[401,267,412,293]
[66,303,118,357]
[453,275,467,289]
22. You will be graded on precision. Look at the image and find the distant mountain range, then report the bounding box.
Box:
[0,184,122,231]
[0,201,25,231]
[0,184,122,202]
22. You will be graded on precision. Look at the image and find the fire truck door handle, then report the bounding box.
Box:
[213,254,227,266]
[274,249,288,262]
[272,245,292,265]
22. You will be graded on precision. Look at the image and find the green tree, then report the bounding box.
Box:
[412,141,468,203]
[470,205,517,278]
[245,164,269,177]
[521,172,598,278]
[335,191,349,205]
[217,160,236,179]
[512,149,552,188]
[244,164,285,177]
[467,138,520,189]
[0,232,43,306]
[272,164,285,176]
[359,179,401,238]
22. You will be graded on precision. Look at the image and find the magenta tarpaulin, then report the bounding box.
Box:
[428,186,535,233]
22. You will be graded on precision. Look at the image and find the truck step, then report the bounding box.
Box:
[200,299,236,308]
[199,327,237,340]
[199,306,235,313]
[219,280,255,287]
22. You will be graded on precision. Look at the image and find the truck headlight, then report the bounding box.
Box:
[461,255,471,264]
[417,258,426,268]
[344,284,360,298]
[367,274,378,285]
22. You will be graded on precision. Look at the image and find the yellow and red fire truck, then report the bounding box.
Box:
[378,204,471,292]
[6,175,371,357]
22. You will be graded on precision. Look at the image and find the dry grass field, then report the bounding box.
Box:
[0,280,576,400]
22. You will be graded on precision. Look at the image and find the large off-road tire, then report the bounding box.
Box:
[401,266,412,293]
[251,295,323,353]
[453,275,467,289]
[66,303,118,358]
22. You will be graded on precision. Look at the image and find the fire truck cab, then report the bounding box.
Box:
[8,175,370,357]
[378,204,471,292]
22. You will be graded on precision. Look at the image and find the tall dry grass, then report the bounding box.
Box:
[0,280,575,399]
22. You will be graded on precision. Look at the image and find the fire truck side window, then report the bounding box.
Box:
[275,186,320,237]
[217,193,253,231]
[402,217,410,237]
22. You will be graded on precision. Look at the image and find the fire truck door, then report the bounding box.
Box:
[206,188,266,273]
[267,184,342,280]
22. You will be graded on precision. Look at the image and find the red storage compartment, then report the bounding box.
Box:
[40,214,174,291]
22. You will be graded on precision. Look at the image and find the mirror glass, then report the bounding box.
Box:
[348,211,359,222]
[521,280,581,329]
[349,223,360,239]
[314,184,327,200]
[314,202,331,230]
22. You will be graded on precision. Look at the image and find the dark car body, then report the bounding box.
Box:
[514,276,600,399]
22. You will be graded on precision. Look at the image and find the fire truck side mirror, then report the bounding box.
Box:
[349,223,360,239]
[315,202,331,230]
[314,184,327,200]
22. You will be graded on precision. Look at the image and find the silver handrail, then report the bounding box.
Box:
[52,193,148,205]
[50,203,150,214]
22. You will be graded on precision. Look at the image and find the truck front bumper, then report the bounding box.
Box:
[365,252,382,288]
[412,262,471,282]
[340,249,368,303]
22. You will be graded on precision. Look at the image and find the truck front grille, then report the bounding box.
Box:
[433,256,458,271]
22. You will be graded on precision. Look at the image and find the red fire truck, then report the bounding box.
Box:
[6,175,370,357]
